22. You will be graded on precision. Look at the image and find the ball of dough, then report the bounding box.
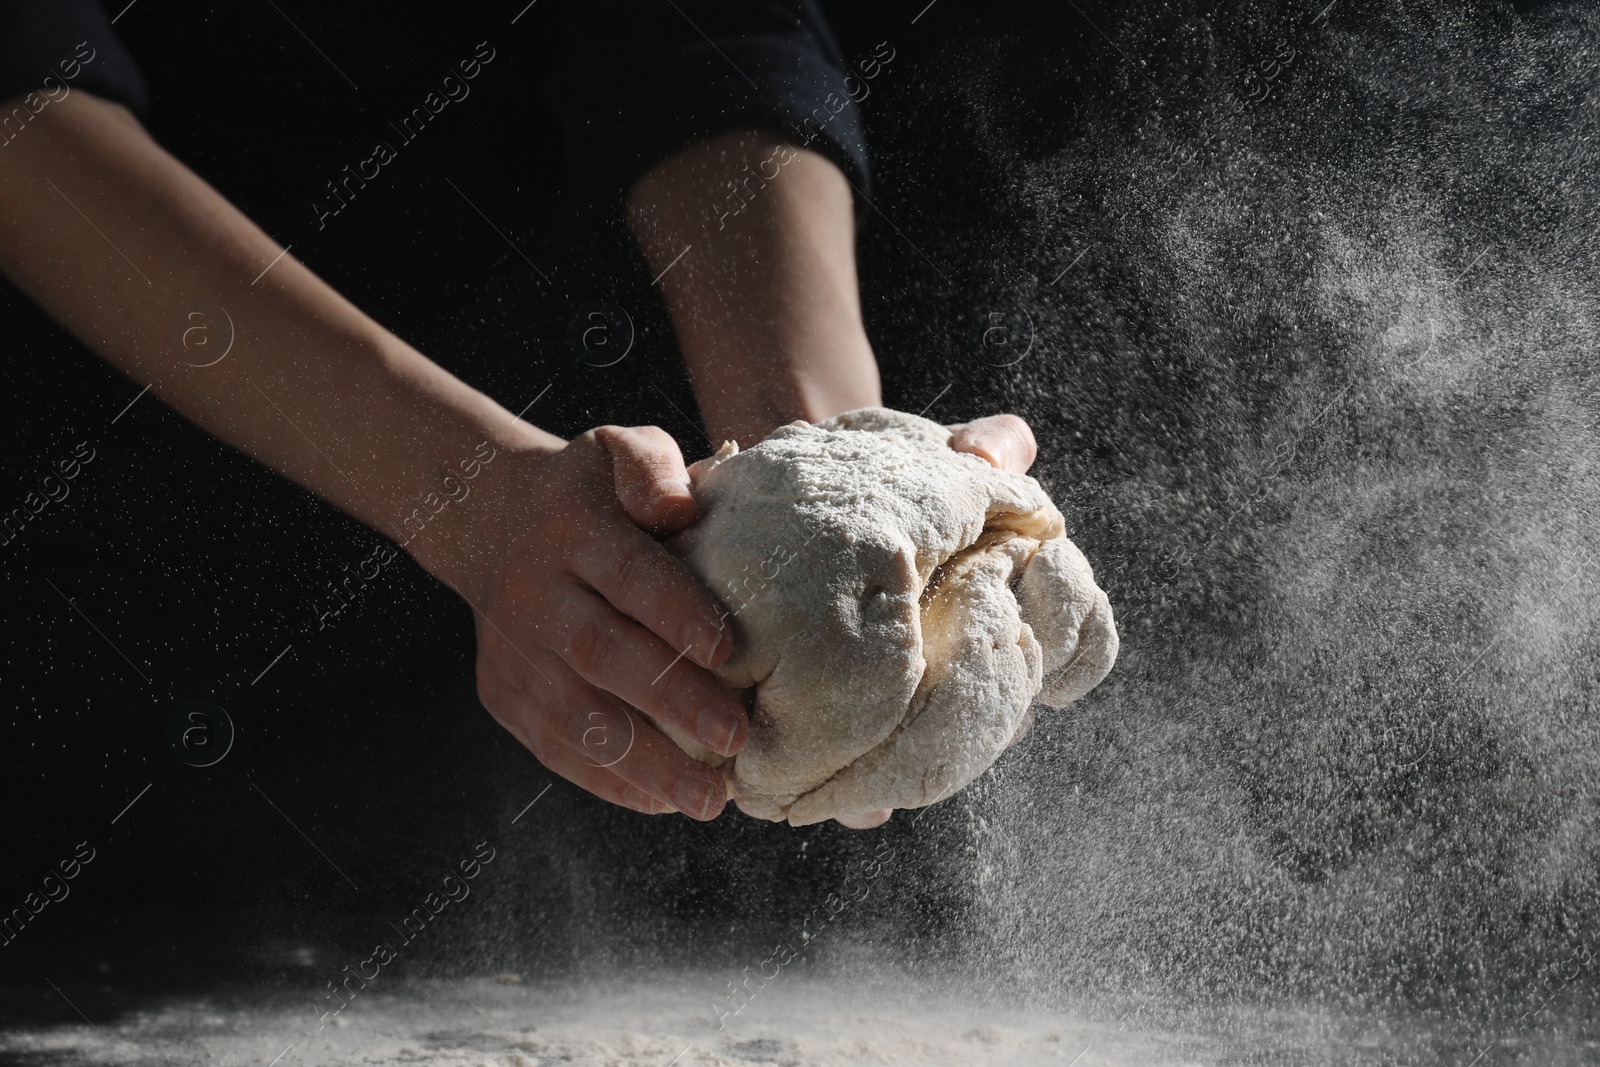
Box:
[663,408,1118,825]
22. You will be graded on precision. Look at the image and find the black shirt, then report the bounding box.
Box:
[0,0,870,207]
[0,0,147,118]
[552,0,872,208]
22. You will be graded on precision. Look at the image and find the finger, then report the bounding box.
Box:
[485,653,729,820]
[836,809,893,829]
[948,415,1038,474]
[539,744,672,815]
[537,672,730,822]
[594,424,698,534]
[548,578,748,757]
[474,607,560,696]
[474,677,666,815]
[568,511,733,672]
[561,701,730,821]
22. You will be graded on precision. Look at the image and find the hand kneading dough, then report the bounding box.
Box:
[663,408,1118,825]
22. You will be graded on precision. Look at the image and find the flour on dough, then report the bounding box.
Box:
[663,407,1118,825]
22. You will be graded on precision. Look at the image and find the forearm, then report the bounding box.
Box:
[627,130,881,447]
[0,92,557,592]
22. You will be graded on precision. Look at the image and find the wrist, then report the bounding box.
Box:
[696,331,881,445]
[398,439,557,610]
[628,130,881,448]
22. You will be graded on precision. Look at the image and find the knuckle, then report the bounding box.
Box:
[572,426,622,468]
[629,424,675,452]
[612,540,658,593]
[553,702,592,748]
[613,425,680,475]
[590,424,630,453]
[572,702,636,766]
[492,572,530,620]
[621,785,662,814]
[532,701,592,760]
[566,617,619,673]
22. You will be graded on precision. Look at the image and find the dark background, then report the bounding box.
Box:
[3,0,1594,1041]
[0,0,1073,991]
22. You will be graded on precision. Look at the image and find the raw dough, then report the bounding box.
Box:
[664,408,1118,825]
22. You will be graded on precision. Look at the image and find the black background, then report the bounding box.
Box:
[1,0,1585,1028]
[0,0,1064,991]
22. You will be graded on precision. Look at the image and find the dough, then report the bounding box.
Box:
[663,408,1118,825]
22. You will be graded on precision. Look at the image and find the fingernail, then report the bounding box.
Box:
[690,618,728,668]
[697,707,744,756]
[673,775,723,820]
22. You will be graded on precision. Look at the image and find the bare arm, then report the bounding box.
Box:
[0,91,744,819]
[628,130,1037,468]
[629,129,1040,828]
[627,130,882,447]
[0,91,553,579]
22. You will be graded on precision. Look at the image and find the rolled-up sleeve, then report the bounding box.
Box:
[549,0,871,213]
[0,0,148,116]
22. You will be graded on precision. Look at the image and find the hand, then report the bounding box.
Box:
[0,95,741,822]
[835,413,1041,831]
[437,426,749,821]
[947,414,1039,475]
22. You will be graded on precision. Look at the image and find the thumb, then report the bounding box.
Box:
[594,425,699,533]
[948,414,1038,475]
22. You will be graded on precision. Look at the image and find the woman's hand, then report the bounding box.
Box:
[424,425,749,821]
[948,414,1039,476]
[834,413,1041,831]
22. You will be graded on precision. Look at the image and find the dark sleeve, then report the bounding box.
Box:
[549,0,872,214]
[0,0,148,115]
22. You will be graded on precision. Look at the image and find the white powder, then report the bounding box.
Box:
[665,408,1117,825]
